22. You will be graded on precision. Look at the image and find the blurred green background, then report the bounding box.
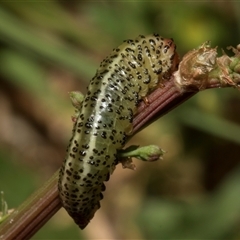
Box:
[0,1,240,239]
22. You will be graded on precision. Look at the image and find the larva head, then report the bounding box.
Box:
[146,34,178,81]
[135,34,178,95]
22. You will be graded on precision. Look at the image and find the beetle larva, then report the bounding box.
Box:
[58,34,177,229]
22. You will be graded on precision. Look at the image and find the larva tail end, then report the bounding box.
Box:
[62,197,101,229]
[75,219,89,230]
[69,212,90,229]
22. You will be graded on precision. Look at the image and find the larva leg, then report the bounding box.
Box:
[119,158,136,170]
[69,91,84,109]
[143,97,150,105]
[158,82,166,89]
[118,145,165,170]
[69,91,84,122]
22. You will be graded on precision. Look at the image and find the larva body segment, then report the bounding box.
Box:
[58,34,177,229]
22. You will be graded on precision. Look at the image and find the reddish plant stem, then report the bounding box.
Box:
[0,172,61,240]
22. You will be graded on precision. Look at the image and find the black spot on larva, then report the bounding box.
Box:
[73,188,79,193]
[77,122,83,128]
[137,54,143,61]
[79,150,86,156]
[87,173,93,178]
[91,95,98,101]
[101,131,107,139]
[125,39,134,44]
[155,68,162,75]
[73,174,81,180]
[66,169,72,176]
[110,54,118,59]
[82,144,89,149]
[143,75,151,84]
[93,148,98,154]
[63,190,69,196]
[126,47,135,53]
[109,135,114,141]
[128,61,136,69]
[72,147,78,153]
[86,179,92,184]
[164,45,170,53]
[102,161,106,165]
[71,194,78,199]
[88,160,95,165]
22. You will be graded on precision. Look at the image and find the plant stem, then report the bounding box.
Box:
[0,171,61,240]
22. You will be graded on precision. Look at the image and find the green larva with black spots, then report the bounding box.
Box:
[58,34,177,229]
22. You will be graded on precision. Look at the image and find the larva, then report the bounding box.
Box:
[58,34,177,229]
